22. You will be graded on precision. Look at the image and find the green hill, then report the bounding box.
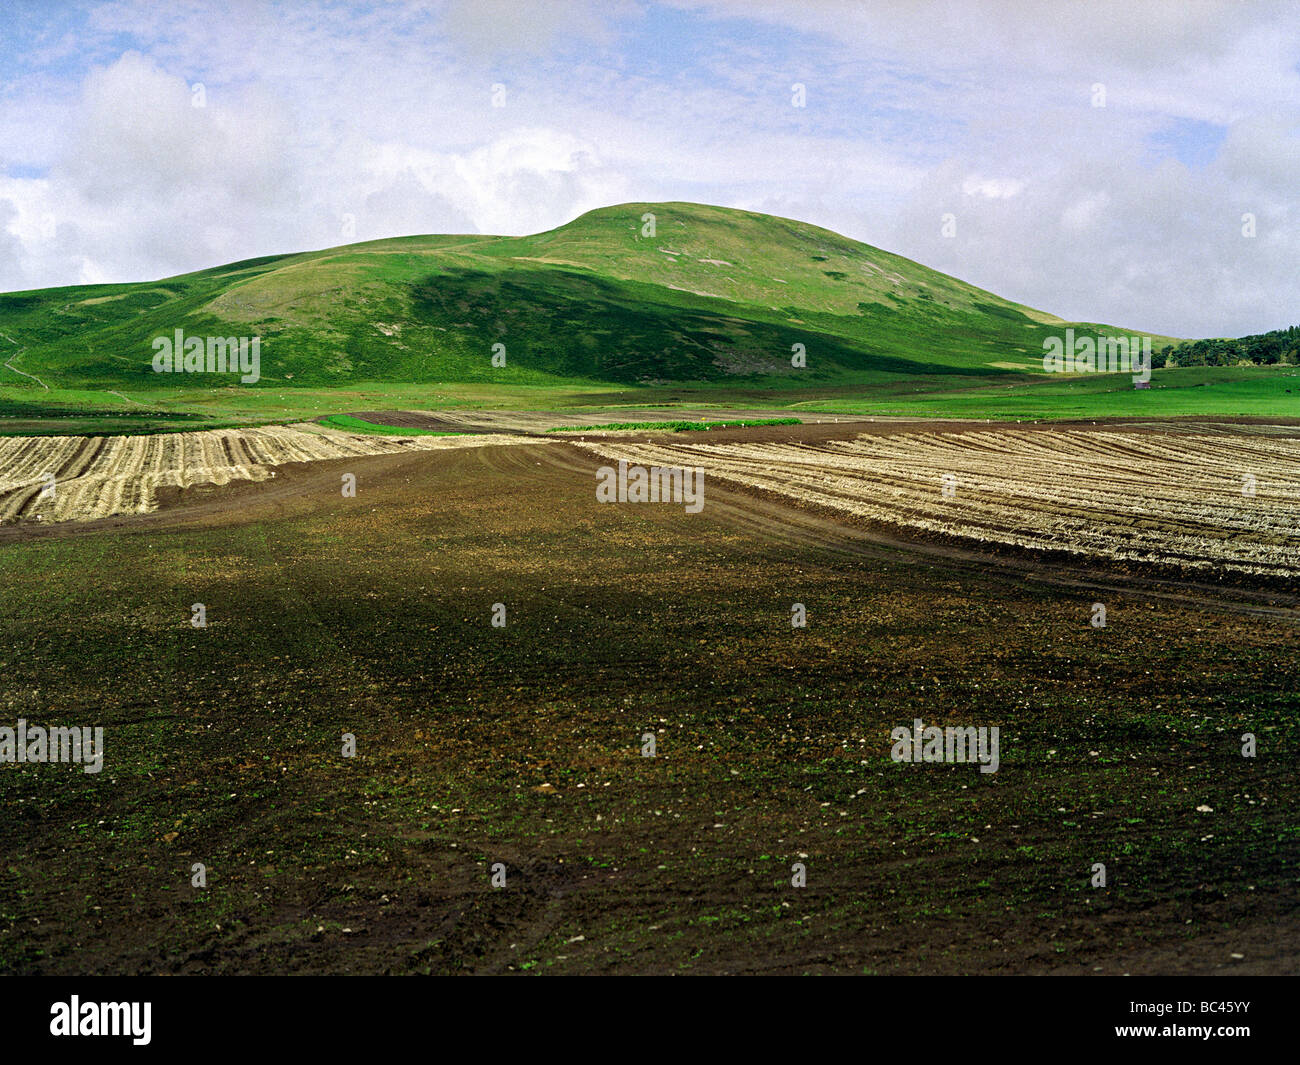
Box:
[0,201,1169,396]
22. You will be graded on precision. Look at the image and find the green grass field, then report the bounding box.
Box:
[3,364,1295,438]
[798,365,1300,421]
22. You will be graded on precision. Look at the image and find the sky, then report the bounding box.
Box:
[0,0,1296,337]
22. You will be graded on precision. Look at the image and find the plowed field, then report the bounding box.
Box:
[0,424,540,524]
[578,428,1300,578]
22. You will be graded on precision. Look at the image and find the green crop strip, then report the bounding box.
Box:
[319,414,468,436]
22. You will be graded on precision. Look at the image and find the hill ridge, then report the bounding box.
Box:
[0,201,1166,394]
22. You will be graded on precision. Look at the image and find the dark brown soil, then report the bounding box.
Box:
[1,429,1296,975]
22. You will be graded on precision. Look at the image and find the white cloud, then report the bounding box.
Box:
[962,177,1025,200]
[0,0,1296,338]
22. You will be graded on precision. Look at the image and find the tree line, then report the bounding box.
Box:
[1158,324,1300,367]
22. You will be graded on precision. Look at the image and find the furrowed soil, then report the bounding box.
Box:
[575,427,1300,579]
[1,423,1297,975]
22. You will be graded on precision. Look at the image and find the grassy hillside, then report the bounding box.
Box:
[3,200,1289,432]
[0,202,1166,391]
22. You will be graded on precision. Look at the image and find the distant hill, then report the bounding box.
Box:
[0,201,1173,391]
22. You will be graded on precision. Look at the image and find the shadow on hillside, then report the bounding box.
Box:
[409,265,1011,385]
